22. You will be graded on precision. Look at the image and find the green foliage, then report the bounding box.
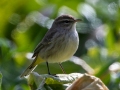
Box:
[0,72,2,90]
[27,72,84,90]
[0,0,120,90]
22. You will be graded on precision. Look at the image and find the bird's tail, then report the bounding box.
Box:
[20,56,44,78]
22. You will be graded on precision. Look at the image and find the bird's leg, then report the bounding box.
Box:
[46,61,57,76]
[46,61,51,75]
[58,63,66,74]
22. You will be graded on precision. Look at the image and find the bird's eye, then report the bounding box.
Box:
[63,20,70,24]
[58,20,72,25]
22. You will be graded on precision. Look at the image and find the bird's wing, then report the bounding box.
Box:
[32,29,56,58]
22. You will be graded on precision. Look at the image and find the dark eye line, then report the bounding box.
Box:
[61,20,72,23]
[56,19,74,24]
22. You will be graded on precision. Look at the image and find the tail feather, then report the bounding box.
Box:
[20,64,37,78]
[20,56,44,78]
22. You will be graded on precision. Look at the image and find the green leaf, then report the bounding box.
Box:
[26,72,83,90]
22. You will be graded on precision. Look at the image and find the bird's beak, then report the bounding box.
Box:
[75,19,82,22]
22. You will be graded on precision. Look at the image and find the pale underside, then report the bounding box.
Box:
[37,24,79,63]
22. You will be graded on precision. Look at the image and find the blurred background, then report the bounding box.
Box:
[0,0,120,90]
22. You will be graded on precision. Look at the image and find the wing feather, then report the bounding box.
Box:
[32,29,57,58]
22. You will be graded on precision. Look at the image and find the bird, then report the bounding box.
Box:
[20,14,81,77]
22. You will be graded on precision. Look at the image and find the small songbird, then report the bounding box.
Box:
[20,15,81,77]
